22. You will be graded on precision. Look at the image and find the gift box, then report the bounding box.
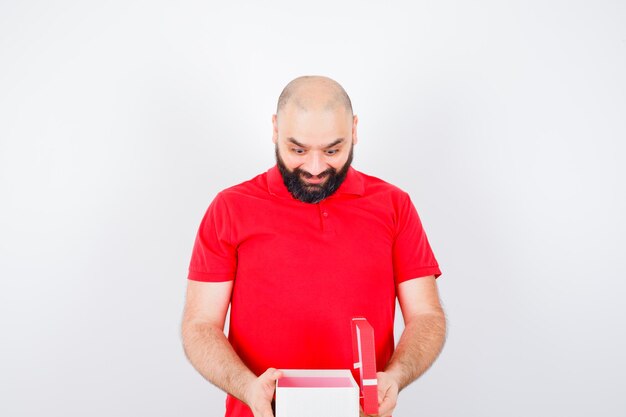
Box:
[275,318,378,417]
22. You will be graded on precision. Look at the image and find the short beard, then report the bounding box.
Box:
[275,144,354,204]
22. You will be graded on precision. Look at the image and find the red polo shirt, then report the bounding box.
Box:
[188,165,441,417]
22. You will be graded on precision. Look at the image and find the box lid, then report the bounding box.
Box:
[351,318,378,415]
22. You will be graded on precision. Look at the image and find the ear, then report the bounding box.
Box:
[272,114,278,144]
[352,114,359,145]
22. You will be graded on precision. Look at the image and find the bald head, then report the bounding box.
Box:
[276,75,353,119]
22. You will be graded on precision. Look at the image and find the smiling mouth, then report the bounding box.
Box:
[303,177,326,185]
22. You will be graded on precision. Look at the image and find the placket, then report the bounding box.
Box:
[317,200,335,233]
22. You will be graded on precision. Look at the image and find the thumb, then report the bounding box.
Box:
[261,367,283,382]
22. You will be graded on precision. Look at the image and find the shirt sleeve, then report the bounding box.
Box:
[187,192,237,282]
[392,192,442,284]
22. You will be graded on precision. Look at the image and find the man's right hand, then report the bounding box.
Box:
[245,368,283,417]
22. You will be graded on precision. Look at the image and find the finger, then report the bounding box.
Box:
[360,406,378,417]
[259,368,282,390]
[378,395,396,417]
[376,372,388,403]
[378,387,385,404]
[261,368,283,381]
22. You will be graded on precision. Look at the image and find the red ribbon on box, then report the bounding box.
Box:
[351,318,378,415]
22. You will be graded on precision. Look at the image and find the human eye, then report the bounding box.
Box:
[291,148,306,155]
[325,149,339,156]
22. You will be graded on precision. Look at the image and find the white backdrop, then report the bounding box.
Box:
[1,1,625,416]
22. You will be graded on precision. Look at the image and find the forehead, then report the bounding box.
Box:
[277,105,352,144]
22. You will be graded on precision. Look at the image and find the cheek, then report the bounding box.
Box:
[280,151,302,170]
[329,154,350,170]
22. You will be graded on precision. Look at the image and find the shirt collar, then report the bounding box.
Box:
[267,164,365,200]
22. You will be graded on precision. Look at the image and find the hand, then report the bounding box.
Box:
[376,371,399,417]
[245,368,283,417]
[360,371,399,417]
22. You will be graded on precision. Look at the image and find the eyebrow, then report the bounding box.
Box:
[287,137,345,149]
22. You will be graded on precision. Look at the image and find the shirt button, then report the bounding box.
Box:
[323,212,328,217]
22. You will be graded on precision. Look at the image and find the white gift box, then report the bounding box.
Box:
[275,369,359,417]
[275,318,378,417]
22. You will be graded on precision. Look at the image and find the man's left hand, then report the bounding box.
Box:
[360,371,399,417]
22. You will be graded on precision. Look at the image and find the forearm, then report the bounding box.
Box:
[182,321,256,403]
[384,310,446,391]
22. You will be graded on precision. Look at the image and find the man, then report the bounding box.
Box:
[182,75,446,417]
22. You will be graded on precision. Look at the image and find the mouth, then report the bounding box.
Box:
[302,176,326,185]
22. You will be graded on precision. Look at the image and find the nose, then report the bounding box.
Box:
[302,152,326,177]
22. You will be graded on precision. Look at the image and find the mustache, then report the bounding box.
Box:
[296,168,335,180]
